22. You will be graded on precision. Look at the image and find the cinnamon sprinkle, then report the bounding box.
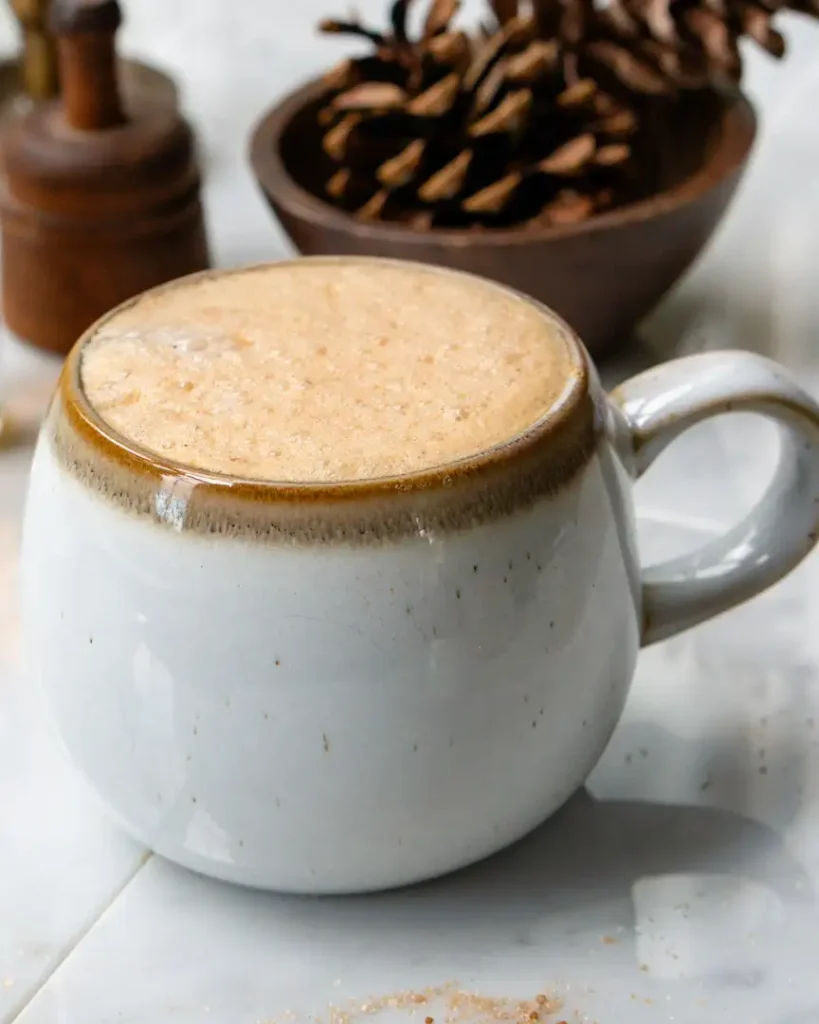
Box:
[260,985,562,1024]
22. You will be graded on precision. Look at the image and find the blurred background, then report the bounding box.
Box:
[0,0,816,364]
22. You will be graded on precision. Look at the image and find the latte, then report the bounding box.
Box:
[80,260,575,483]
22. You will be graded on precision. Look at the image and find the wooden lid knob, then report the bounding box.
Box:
[10,0,51,31]
[9,0,59,100]
[50,0,123,36]
[50,0,125,130]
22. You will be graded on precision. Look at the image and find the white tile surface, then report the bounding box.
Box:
[2,1,819,1021]
[0,344,145,1024]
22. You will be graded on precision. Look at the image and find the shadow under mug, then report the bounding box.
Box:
[20,258,819,893]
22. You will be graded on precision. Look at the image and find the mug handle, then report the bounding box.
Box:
[610,351,819,646]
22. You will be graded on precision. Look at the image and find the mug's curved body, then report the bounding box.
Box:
[23,259,819,894]
[22,308,639,892]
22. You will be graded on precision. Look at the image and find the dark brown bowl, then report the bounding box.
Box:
[250,79,756,357]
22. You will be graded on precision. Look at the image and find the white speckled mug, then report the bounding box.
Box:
[21,261,819,893]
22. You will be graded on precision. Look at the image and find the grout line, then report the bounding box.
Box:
[7,851,154,1024]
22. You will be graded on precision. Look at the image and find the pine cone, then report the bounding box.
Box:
[496,0,818,95]
[316,1,640,229]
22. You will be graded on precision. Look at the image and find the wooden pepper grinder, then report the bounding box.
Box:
[0,0,211,356]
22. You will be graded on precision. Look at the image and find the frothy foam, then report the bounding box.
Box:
[80,261,575,483]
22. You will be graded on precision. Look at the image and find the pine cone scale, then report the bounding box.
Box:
[332,83,409,111]
[378,139,428,186]
[418,150,473,200]
[463,171,522,212]
[323,114,362,161]
[469,89,533,136]
[586,40,676,94]
[538,133,596,174]
[424,0,461,37]
[405,72,461,114]
[741,4,786,54]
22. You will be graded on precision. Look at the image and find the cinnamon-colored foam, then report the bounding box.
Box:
[80,260,576,483]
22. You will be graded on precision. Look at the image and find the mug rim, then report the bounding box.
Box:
[59,256,597,508]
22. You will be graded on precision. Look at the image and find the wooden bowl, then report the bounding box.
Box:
[250,80,756,358]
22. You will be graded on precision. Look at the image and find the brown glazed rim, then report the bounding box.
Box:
[60,256,594,507]
[250,80,755,247]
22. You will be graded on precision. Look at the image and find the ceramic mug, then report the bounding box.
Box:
[21,261,819,894]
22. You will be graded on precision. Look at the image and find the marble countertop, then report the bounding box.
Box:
[3,2,819,1022]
